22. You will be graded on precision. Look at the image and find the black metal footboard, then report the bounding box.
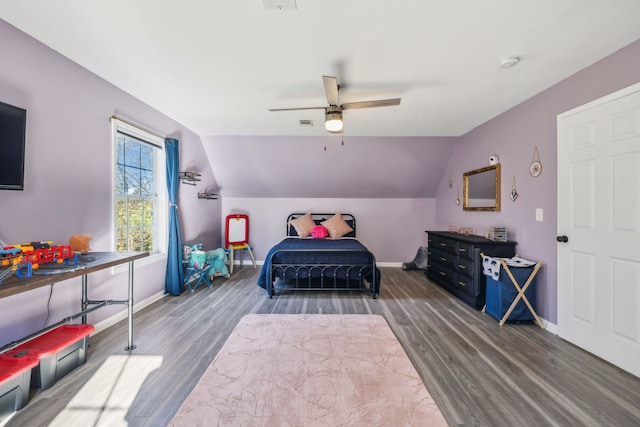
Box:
[267,248,378,299]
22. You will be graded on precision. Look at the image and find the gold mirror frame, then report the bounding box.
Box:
[463,164,501,211]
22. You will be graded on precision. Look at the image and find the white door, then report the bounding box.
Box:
[557,83,640,378]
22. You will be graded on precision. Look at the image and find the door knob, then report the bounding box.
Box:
[556,235,568,243]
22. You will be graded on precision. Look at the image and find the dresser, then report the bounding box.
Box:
[425,231,516,309]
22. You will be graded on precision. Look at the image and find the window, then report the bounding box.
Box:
[112,118,166,255]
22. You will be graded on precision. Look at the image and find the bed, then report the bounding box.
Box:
[257,213,380,299]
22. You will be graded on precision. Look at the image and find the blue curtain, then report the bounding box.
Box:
[164,138,184,295]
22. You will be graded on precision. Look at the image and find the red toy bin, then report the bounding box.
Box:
[0,350,39,421]
[14,324,94,390]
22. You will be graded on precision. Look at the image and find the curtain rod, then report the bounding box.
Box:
[110,115,165,140]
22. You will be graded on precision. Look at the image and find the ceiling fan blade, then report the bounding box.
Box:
[322,75,340,106]
[269,106,326,112]
[341,98,401,110]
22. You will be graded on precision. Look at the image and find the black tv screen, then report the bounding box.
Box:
[0,101,27,190]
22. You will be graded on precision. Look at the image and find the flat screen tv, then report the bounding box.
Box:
[0,101,27,190]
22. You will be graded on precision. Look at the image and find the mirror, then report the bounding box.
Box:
[463,164,501,211]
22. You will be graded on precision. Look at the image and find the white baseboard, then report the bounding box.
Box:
[540,318,558,334]
[377,262,403,268]
[92,291,166,336]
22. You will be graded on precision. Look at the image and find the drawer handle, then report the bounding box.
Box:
[439,272,447,277]
[439,243,448,247]
[427,251,432,255]
[458,281,467,286]
[459,248,467,252]
[458,264,466,269]
[440,257,447,262]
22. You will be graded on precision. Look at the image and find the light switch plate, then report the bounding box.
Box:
[536,208,543,222]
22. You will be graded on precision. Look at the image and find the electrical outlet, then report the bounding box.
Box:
[536,208,543,222]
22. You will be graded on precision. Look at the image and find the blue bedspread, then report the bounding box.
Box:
[257,238,380,294]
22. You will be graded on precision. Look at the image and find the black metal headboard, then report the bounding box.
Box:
[287,213,356,237]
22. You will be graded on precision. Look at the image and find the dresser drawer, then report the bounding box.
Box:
[432,263,457,285]
[457,242,474,260]
[432,248,457,271]
[456,274,474,294]
[434,236,458,255]
[457,258,474,277]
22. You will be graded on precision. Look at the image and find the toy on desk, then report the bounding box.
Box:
[207,248,230,279]
[69,234,93,254]
[0,242,79,283]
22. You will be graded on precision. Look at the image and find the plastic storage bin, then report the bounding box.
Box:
[13,324,94,390]
[0,350,39,421]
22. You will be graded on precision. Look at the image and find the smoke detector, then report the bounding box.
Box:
[263,0,297,10]
[499,56,520,69]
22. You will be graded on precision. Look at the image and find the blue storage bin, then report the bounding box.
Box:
[485,264,537,323]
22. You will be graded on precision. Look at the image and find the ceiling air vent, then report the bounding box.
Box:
[263,0,297,11]
[299,119,313,127]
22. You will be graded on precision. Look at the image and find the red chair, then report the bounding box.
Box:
[225,214,256,274]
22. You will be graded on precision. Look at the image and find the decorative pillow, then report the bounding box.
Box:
[321,213,353,239]
[289,213,316,237]
[311,225,329,239]
[183,243,204,262]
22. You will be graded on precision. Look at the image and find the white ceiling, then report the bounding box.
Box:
[2,1,640,137]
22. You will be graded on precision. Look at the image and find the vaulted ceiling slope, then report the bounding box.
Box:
[200,136,457,198]
[2,1,640,137]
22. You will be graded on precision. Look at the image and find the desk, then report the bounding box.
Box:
[0,251,148,351]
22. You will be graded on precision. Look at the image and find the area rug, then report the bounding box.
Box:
[169,314,447,426]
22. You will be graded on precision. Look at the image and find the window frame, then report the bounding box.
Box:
[111,118,167,269]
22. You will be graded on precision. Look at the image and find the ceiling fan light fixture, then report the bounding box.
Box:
[325,111,343,133]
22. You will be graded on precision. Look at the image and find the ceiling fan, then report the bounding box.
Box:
[269,75,401,133]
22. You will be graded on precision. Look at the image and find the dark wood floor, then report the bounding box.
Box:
[5,266,640,426]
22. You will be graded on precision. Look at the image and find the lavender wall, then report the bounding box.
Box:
[0,19,220,345]
[434,39,640,324]
[221,198,436,263]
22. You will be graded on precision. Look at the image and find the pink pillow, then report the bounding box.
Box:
[311,225,329,239]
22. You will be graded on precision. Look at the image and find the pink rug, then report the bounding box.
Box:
[169,314,447,426]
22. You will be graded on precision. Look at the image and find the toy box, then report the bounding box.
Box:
[13,324,94,390]
[0,350,39,421]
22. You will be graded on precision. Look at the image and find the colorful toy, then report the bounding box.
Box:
[0,242,78,282]
[189,250,207,270]
[207,248,230,279]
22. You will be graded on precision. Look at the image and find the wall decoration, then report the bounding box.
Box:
[529,146,542,177]
[449,169,453,188]
[510,175,519,201]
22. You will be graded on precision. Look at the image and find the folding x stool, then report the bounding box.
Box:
[184,264,212,292]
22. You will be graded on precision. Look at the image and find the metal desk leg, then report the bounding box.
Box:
[125,260,136,351]
[81,274,88,324]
